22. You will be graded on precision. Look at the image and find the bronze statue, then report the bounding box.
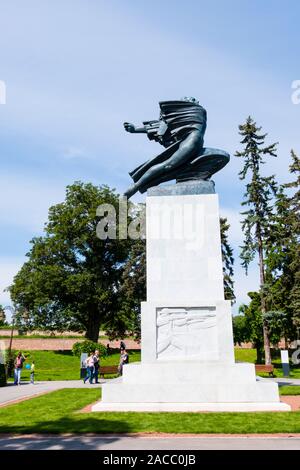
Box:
[124,97,229,198]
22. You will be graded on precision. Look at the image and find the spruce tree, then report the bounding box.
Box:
[220,217,235,303]
[264,187,294,340]
[264,150,300,338]
[235,117,278,364]
[283,151,300,328]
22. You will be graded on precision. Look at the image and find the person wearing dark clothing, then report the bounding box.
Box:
[93,350,100,384]
[118,348,129,376]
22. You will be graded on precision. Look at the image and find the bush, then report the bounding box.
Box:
[72,340,107,358]
[0,363,6,386]
[6,349,16,378]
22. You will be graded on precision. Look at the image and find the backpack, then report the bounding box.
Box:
[16,356,22,368]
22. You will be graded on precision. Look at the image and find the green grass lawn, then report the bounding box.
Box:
[279,386,300,395]
[0,388,299,434]
[8,349,141,381]
[6,348,300,382]
[235,348,300,378]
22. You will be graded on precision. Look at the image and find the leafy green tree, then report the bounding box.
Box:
[262,310,288,346]
[0,305,6,326]
[232,314,248,346]
[10,182,132,342]
[238,292,264,363]
[238,295,289,361]
[220,217,235,303]
[235,117,278,364]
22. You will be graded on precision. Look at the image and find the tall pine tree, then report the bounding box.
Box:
[283,151,300,329]
[235,117,278,364]
[264,150,300,339]
[220,217,235,303]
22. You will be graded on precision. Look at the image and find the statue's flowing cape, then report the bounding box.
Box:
[129,101,207,183]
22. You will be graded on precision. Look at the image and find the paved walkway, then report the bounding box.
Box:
[0,376,299,408]
[1,434,300,450]
[0,380,102,407]
[269,377,300,385]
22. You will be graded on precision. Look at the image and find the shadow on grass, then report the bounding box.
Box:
[0,413,130,436]
[53,350,73,356]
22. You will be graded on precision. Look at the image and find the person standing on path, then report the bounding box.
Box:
[118,347,129,376]
[30,361,35,384]
[83,353,95,384]
[93,350,100,384]
[14,352,25,385]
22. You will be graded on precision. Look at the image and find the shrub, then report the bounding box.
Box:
[72,340,107,358]
[0,363,6,387]
[6,349,16,378]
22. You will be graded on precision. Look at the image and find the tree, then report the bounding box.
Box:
[0,305,6,326]
[237,294,288,362]
[283,150,300,329]
[220,217,235,303]
[9,182,132,342]
[238,292,264,363]
[232,314,248,346]
[235,116,278,364]
[264,150,300,340]
[262,310,289,346]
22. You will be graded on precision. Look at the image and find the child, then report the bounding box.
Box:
[30,361,35,384]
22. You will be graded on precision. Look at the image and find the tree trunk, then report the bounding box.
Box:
[262,321,271,364]
[257,226,272,365]
[85,311,101,342]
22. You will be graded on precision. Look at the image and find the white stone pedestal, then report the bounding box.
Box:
[93,193,290,412]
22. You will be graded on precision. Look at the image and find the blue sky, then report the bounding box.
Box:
[0,0,299,320]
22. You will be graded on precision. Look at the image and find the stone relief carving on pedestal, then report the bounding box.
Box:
[156,307,217,360]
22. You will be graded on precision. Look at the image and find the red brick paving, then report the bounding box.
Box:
[280,396,300,411]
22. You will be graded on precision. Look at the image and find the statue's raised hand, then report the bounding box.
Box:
[124,122,136,133]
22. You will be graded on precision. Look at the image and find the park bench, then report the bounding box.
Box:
[255,364,275,377]
[100,365,119,378]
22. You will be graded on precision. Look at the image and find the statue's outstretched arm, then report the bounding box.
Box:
[123,122,147,134]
